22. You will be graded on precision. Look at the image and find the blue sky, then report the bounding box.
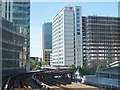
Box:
[30,2,118,57]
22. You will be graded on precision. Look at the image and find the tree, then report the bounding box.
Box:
[35,61,42,70]
[79,65,104,75]
[68,64,76,68]
[35,65,41,70]
[37,61,42,67]
[41,61,48,66]
[96,65,102,71]
[30,59,36,70]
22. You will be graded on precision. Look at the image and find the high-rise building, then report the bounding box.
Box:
[42,22,52,65]
[51,6,120,68]
[0,17,27,88]
[2,0,30,71]
[51,6,82,67]
[0,1,2,88]
[0,0,30,88]
[82,16,120,68]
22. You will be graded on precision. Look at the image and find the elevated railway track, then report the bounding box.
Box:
[3,68,99,90]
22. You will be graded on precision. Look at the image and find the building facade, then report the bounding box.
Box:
[2,0,30,71]
[42,22,52,65]
[0,0,2,88]
[1,17,27,88]
[82,16,120,68]
[51,6,82,67]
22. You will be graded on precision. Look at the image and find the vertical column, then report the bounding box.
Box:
[0,0,2,89]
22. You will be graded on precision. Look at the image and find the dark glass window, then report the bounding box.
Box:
[77,20,80,23]
[9,12,10,19]
[77,32,80,35]
[70,7,72,10]
[77,29,80,31]
[77,17,80,19]
[77,13,79,15]
[76,8,79,11]
[5,12,7,18]
[77,24,80,27]
[5,2,7,11]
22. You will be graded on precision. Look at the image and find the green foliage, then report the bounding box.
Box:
[30,59,36,70]
[79,66,102,75]
[35,65,41,70]
[37,61,42,67]
[68,64,76,68]
[30,59,48,70]
[96,65,102,71]
[41,61,48,66]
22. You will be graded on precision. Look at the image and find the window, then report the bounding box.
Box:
[5,12,7,18]
[77,24,80,27]
[77,17,80,19]
[77,13,79,15]
[9,12,10,19]
[76,9,79,11]
[70,7,72,10]
[77,20,80,23]
[77,32,80,35]
[77,29,80,31]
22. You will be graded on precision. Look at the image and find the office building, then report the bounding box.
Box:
[0,17,27,88]
[2,0,30,71]
[0,0,30,88]
[82,16,120,68]
[0,1,2,88]
[51,6,82,67]
[84,66,120,89]
[42,22,52,65]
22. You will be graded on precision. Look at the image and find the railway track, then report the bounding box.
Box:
[3,69,75,90]
[32,71,73,90]
[4,72,41,90]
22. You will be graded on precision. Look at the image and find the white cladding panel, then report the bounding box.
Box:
[51,6,82,67]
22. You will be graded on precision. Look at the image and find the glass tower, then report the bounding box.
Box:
[42,22,52,65]
[2,0,30,71]
[0,0,30,88]
[42,22,52,49]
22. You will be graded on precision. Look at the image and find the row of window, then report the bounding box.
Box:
[88,16,118,21]
[2,60,19,68]
[2,50,24,59]
[51,61,64,64]
[88,20,118,24]
[97,73,120,79]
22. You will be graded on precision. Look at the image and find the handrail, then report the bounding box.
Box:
[4,77,12,90]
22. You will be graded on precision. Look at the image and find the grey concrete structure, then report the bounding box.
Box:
[82,16,120,68]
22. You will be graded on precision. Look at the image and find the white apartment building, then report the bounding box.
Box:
[51,6,83,67]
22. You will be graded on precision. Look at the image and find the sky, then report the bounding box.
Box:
[30,2,118,58]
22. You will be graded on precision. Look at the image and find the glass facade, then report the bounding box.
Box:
[0,1,2,88]
[2,0,30,71]
[42,22,52,49]
[42,22,52,64]
[12,2,30,71]
[2,17,27,85]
